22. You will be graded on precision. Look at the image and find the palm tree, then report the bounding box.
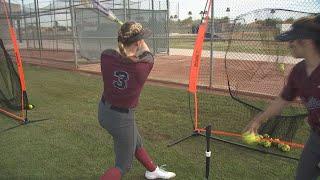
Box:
[188,11,192,21]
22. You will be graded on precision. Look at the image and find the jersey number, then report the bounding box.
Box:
[113,71,129,89]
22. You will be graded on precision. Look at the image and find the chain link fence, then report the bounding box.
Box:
[147,0,319,95]
[0,0,319,95]
[0,0,169,66]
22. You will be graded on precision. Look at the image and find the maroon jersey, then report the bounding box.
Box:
[281,60,320,130]
[101,49,154,108]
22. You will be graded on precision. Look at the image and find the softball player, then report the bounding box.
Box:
[244,15,320,179]
[98,21,176,180]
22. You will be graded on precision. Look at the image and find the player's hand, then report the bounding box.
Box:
[136,40,150,56]
[243,118,262,134]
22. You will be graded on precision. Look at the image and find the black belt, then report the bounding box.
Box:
[101,96,129,113]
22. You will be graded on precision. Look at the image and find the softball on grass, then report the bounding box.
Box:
[27,104,34,110]
[278,63,285,73]
[281,144,291,152]
[258,139,266,145]
[263,134,270,138]
[262,140,272,148]
[242,132,260,145]
[277,143,284,149]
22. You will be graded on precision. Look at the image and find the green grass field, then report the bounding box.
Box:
[0,65,308,179]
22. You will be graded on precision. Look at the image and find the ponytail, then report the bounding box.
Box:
[118,41,126,56]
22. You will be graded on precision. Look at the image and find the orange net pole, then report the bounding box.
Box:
[188,0,212,131]
[0,0,27,119]
[0,108,25,122]
[188,15,211,92]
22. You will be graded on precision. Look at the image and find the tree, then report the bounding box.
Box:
[265,18,282,27]
[284,17,295,23]
[199,11,208,15]
[181,17,193,26]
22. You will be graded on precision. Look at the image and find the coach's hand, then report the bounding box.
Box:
[243,118,262,134]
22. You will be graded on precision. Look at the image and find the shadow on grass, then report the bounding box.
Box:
[0,118,52,134]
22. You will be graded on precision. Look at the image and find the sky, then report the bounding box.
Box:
[169,0,320,20]
[11,0,320,20]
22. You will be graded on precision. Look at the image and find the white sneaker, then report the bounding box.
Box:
[145,165,176,179]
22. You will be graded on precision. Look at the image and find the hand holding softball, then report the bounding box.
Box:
[241,131,261,145]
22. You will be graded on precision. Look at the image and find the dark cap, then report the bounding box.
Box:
[275,14,320,41]
[118,21,152,45]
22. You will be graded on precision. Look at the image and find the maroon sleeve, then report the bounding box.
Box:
[136,51,154,63]
[281,66,298,101]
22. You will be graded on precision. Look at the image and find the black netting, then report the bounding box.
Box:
[224,9,314,142]
[0,38,23,112]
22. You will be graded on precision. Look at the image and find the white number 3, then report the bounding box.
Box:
[113,71,129,89]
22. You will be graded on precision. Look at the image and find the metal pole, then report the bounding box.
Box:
[22,0,29,48]
[50,2,53,49]
[33,0,41,59]
[53,0,58,51]
[151,0,156,54]
[209,0,214,88]
[69,0,78,69]
[98,1,101,54]
[123,0,126,22]
[166,0,169,55]
[17,18,22,43]
[8,0,12,24]
[65,0,68,37]
[36,0,42,51]
[16,1,22,43]
[97,0,100,26]
[29,4,35,48]
[127,0,130,20]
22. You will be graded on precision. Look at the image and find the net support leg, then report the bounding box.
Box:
[167,130,201,147]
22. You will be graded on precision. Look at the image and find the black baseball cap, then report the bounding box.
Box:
[275,14,320,41]
[118,21,152,44]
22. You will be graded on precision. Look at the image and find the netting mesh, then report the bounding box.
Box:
[224,9,318,142]
[225,9,317,99]
[0,38,22,112]
[0,1,29,121]
[190,9,320,158]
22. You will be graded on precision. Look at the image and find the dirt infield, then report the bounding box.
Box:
[20,49,292,98]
